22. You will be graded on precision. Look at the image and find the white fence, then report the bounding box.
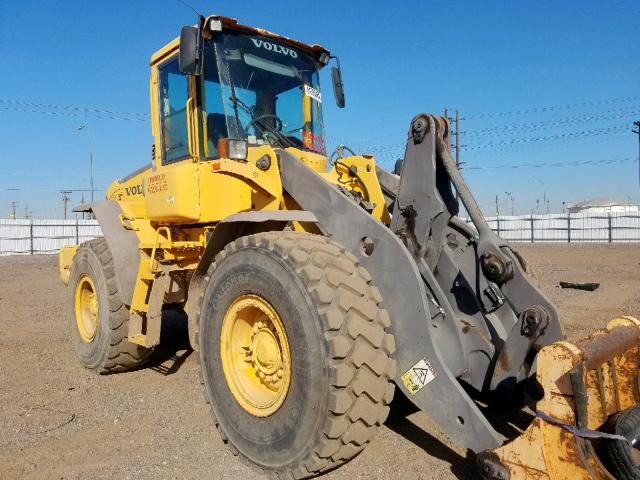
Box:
[1,212,640,256]
[481,212,640,243]
[0,219,102,256]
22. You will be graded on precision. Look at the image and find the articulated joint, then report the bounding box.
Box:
[481,252,514,285]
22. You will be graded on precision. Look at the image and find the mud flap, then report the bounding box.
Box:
[478,317,640,479]
[73,201,140,306]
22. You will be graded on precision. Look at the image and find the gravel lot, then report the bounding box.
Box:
[1,244,639,480]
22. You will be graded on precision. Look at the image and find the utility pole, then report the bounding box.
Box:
[61,191,72,220]
[8,201,18,220]
[454,110,461,173]
[505,191,515,215]
[77,125,94,203]
[24,205,29,219]
[495,195,499,216]
[444,109,463,201]
[633,121,640,187]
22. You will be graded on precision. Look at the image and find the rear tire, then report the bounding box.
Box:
[67,238,153,374]
[197,232,396,478]
[602,406,640,480]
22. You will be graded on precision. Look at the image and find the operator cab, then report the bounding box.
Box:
[143,16,345,223]
[201,29,326,156]
[152,16,343,169]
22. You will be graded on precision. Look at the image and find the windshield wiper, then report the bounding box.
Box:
[228,95,295,149]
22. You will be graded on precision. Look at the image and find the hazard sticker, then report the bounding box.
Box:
[401,358,437,395]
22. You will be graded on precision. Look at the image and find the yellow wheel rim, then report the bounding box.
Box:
[75,274,99,343]
[220,294,291,417]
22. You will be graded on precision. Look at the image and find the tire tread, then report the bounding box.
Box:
[603,406,640,480]
[196,232,395,479]
[72,238,153,374]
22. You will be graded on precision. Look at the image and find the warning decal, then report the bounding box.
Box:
[401,358,437,395]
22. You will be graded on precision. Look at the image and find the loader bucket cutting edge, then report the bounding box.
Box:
[479,316,640,480]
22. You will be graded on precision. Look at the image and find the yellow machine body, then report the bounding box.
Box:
[60,16,390,348]
[59,14,640,480]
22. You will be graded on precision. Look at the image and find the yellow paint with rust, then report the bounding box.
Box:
[489,316,640,479]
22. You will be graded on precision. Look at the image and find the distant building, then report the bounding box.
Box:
[567,196,639,214]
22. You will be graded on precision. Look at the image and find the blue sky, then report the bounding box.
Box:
[1,1,638,218]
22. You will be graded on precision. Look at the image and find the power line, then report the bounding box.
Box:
[332,95,640,148]
[371,130,631,170]
[463,108,640,138]
[339,104,640,153]
[464,133,631,161]
[2,186,98,192]
[0,98,149,119]
[0,105,149,122]
[360,121,631,158]
[464,156,636,171]
[364,124,629,164]
[465,95,640,120]
[465,124,630,151]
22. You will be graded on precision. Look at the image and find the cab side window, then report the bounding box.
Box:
[202,40,228,158]
[158,59,190,164]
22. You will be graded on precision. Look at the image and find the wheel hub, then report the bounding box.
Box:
[252,326,282,375]
[74,274,98,343]
[220,294,291,417]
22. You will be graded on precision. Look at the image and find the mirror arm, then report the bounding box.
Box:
[194,15,205,76]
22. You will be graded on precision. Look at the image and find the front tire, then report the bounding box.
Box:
[198,232,396,478]
[601,406,640,480]
[67,238,153,374]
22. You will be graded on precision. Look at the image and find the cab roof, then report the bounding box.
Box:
[150,15,330,65]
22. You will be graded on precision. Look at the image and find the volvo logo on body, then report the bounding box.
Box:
[251,38,298,58]
[125,184,143,196]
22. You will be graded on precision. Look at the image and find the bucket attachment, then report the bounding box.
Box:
[478,317,640,479]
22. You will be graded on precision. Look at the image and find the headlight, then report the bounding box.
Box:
[227,139,248,161]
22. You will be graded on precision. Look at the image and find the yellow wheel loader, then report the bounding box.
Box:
[59,14,640,479]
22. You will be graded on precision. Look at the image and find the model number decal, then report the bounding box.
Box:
[251,38,298,58]
[147,173,168,194]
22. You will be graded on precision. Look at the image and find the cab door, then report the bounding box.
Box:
[145,55,200,222]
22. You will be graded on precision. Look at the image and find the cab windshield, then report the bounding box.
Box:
[201,31,325,157]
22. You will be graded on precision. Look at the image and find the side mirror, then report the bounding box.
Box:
[331,66,345,108]
[179,25,202,75]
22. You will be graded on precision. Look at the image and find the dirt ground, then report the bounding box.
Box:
[1,244,639,480]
